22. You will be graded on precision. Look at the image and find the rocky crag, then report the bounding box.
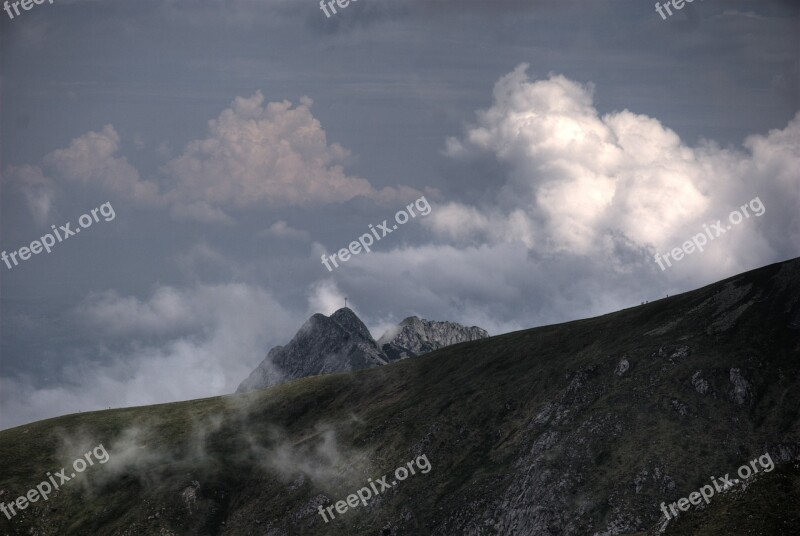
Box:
[236,309,488,392]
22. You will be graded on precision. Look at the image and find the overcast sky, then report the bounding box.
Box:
[1,0,798,429]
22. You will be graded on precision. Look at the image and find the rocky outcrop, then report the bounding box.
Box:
[692,370,709,395]
[729,368,751,405]
[377,316,489,362]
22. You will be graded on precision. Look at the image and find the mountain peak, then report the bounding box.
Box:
[236,308,385,393]
[329,307,375,343]
[237,309,489,392]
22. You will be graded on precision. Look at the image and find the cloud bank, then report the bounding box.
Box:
[0,283,299,429]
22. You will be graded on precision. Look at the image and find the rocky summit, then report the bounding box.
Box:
[236,308,488,393]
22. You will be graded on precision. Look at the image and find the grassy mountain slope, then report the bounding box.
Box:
[1,258,798,535]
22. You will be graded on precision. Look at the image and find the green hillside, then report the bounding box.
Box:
[1,258,798,535]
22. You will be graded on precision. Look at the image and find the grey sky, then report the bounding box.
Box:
[1,0,798,429]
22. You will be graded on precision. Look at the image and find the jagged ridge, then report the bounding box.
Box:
[378,316,488,362]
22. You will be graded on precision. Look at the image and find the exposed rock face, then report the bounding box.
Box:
[236,308,385,393]
[377,316,489,362]
[671,398,690,416]
[729,368,751,405]
[237,309,489,392]
[692,370,709,395]
[652,345,691,363]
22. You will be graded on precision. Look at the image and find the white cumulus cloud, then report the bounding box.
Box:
[164,92,421,212]
[430,64,799,278]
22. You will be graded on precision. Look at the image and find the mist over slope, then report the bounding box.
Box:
[0,257,798,535]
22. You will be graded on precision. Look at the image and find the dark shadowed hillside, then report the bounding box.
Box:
[0,258,798,536]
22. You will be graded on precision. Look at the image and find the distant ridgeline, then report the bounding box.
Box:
[236,308,488,393]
